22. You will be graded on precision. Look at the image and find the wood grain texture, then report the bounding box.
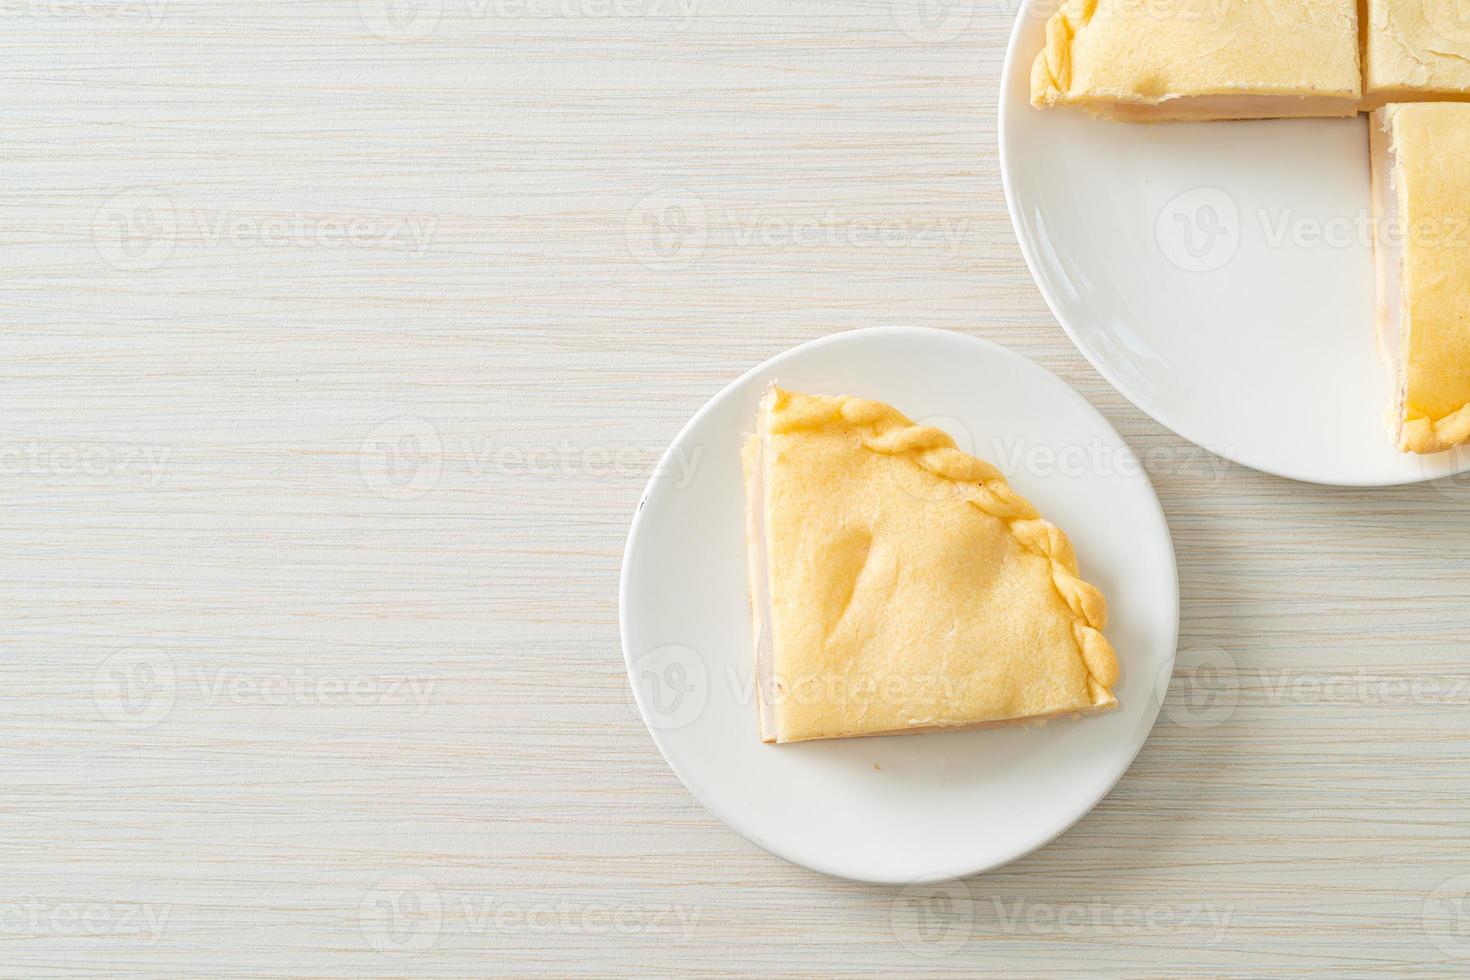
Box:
[3,1,1470,975]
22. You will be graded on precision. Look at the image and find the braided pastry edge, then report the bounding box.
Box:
[1030,0,1096,107]
[1401,401,1470,455]
[767,387,1118,706]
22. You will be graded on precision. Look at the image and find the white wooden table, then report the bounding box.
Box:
[5,1,1470,974]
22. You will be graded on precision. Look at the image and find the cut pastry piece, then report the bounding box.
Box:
[1030,0,1361,121]
[1370,104,1470,454]
[742,387,1118,744]
[1363,0,1470,109]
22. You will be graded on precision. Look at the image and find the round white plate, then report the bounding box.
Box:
[999,4,1470,486]
[620,327,1179,883]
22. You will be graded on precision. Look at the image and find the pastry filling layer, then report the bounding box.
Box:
[742,432,778,743]
[1081,93,1359,122]
[1370,110,1408,445]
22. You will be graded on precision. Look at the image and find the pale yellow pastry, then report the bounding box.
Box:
[1370,104,1470,454]
[742,387,1118,744]
[1363,0,1470,109]
[1030,0,1361,121]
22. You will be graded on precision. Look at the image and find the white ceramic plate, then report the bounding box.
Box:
[620,327,1179,883]
[999,4,1470,486]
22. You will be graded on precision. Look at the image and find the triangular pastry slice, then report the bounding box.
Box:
[742,387,1118,744]
[1371,104,1470,454]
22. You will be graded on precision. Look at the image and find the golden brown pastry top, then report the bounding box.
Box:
[1032,0,1360,111]
[1364,0,1470,106]
[753,387,1117,742]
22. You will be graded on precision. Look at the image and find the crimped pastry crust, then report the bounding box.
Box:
[744,387,1118,744]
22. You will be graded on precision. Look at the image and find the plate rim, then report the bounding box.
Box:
[995,1,1470,488]
[618,325,1181,883]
